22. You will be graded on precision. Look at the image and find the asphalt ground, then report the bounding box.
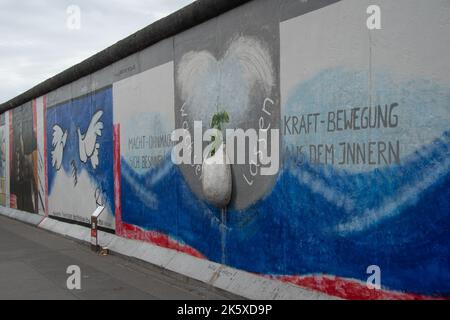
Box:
[0,214,238,300]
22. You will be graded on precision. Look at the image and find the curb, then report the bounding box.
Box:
[0,208,335,300]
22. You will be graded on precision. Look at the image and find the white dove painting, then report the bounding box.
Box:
[77,110,103,169]
[46,87,115,231]
[51,125,67,170]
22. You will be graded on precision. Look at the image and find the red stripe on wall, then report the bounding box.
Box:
[43,96,48,216]
[120,222,205,259]
[113,124,122,234]
[273,275,447,300]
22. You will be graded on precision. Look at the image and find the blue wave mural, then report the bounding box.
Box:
[120,129,450,296]
[121,66,450,296]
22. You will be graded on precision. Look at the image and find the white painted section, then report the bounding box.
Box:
[281,0,450,98]
[202,143,232,207]
[48,168,115,229]
[113,61,175,175]
[280,0,450,172]
[35,96,46,215]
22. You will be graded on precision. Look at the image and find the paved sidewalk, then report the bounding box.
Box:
[0,214,236,300]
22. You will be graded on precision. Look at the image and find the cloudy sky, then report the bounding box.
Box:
[0,0,195,103]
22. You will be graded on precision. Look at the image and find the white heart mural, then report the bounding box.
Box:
[177,36,274,127]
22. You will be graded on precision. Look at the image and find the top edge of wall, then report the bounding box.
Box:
[0,0,252,112]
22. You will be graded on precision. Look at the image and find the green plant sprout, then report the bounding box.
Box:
[209,110,229,157]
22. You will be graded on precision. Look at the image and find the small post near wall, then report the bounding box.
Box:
[90,206,105,252]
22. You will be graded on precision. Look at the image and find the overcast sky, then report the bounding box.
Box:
[0,0,195,103]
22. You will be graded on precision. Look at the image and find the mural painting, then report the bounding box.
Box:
[46,87,115,229]
[277,0,450,297]
[112,62,196,251]
[10,103,38,213]
[111,0,450,298]
[0,0,448,300]
[175,34,280,211]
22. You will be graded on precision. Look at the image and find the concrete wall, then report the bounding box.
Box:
[1,0,449,299]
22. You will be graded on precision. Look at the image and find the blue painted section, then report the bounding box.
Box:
[121,132,450,295]
[121,70,450,296]
[46,87,115,216]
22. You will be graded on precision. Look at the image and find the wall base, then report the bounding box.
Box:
[0,207,45,226]
[0,207,335,300]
